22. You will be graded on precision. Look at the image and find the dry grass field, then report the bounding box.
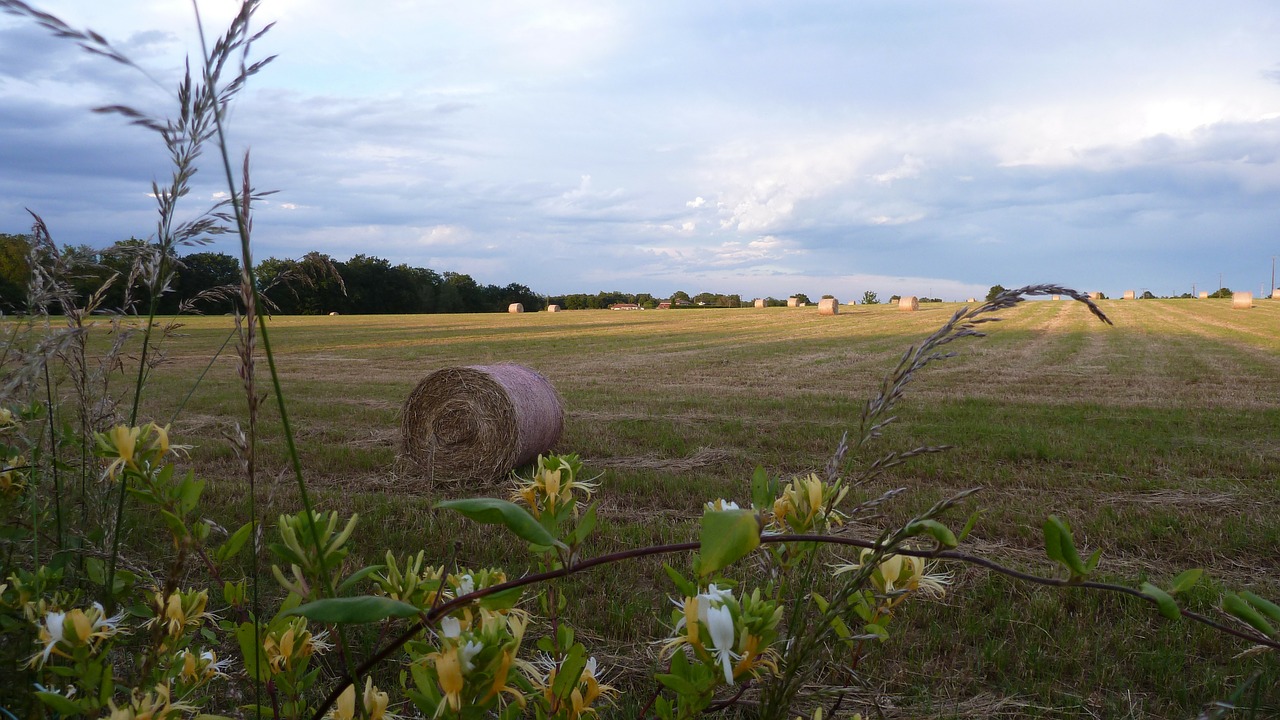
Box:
[129,297,1279,718]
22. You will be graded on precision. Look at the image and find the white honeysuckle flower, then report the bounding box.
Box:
[585,656,598,678]
[36,610,68,665]
[701,584,734,605]
[440,616,461,639]
[705,499,740,511]
[456,574,475,596]
[458,639,484,673]
[704,603,739,685]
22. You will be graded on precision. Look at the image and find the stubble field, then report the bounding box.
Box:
[135,297,1280,718]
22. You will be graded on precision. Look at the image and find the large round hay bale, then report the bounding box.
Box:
[1122,290,1135,300]
[818,297,839,315]
[1051,295,1061,301]
[967,297,977,303]
[401,365,563,483]
[1088,292,1101,300]
[1271,288,1280,300]
[898,295,919,311]
[787,296,799,308]
[546,304,561,312]
[1232,292,1253,309]
[508,303,524,313]
[754,298,765,308]
[1198,291,1209,299]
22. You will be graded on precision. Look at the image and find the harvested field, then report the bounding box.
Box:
[119,298,1280,718]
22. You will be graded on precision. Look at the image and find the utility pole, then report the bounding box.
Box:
[1219,272,1224,293]
[1271,256,1275,297]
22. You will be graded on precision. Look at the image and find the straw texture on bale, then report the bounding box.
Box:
[1272,288,1280,300]
[508,303,524,313]
[1051,295,1061,301]
[1123,290,1135,300]
[787,296,799,308]
[1232,292,1253,309]
[818,297,840,315]
[1198,291,1209,299]
[898,295,919,311]
[546,304,561,312]
[1088,292,1101,300]
[754,298,766,308]
[401,364,563,483]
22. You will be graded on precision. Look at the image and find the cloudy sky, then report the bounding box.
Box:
[3,1,1280,300]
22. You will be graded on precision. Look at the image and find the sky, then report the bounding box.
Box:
[3,1,1280,301]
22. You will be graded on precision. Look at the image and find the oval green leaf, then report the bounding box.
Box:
[283,596,421,624]
[698,509,760,576]
[1140,582,1180,621]
[436,498,561,548]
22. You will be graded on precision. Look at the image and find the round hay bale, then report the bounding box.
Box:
[329,311,339,316]
[1088,292,1101,300]
[967,297,977,303]
[1122,290,1135,300]
[1232,291,1253,309]
[1051,295,1061,301]
[897,295,919,311]
[546,304,561,312]
[1271,288,1280,300]
[754,298,765,308]
[818,297,839,315]
[787,296,799,308]
[1198,291,1209,299]
[508,303,525,313]
[401,365,563,483]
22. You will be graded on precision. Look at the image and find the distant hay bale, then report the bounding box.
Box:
[401,365,563,484]
[787,297,799,308]
[818,298,839,315]
[1123,290,1135,300]
[546,304,561,312]
[1272,288,1280,300]
[754,298,765,308]
[898,296,919,311]
[1232,292,1253,309]
[328,311,339,316]
[508,303,524,313]
[1198,291,1209,299]
[967,297,977,303]
[1088,292,1101,300]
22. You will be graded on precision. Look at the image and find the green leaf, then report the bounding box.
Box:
[436,498,561,549]
[283,596,421,624]
[35,691,82,716]
[663,564,697,598]
[572,502,598,545]
[811,591,829,613]
[479,586,523,611]
[863,622,890,641]
[698,509,760,576]
[655,673,699,696]
[1169,569,1203,594]
[909,519,958,548]
[1223,593,1277,637]
[1085,548,1102,573]
[1043,517,1064,565]
[1140,582,1181,620]
[1045,516,1087,578]
[1240,591,1280,624]
[236,622,267,682]
[750,465,773,512]
[336,565,385,594]
[215,522,254,564]
[958,509,983,542]
[552,643,586,699]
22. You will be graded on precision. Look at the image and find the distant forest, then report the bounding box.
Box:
[0,233,751,314]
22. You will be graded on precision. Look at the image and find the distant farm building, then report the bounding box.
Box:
[609,303,642,311]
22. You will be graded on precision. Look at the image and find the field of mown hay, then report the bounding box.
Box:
[141,298,1279,718]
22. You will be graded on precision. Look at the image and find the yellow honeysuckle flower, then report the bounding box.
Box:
[432,646,465,713]
[106,683,194,720]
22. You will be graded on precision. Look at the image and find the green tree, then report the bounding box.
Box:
[986,284,1007,302]
[169,251,240,313]
[0,233,31,311]
[861,290,879,305]
[1209,287,1232,299]
[791,293,812,305]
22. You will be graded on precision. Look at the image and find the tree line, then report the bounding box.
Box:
[0,234,543,315]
